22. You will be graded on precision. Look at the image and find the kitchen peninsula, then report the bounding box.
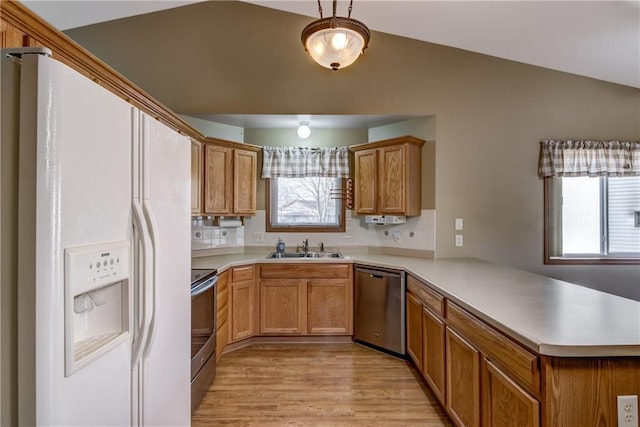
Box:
[193,249,640,427]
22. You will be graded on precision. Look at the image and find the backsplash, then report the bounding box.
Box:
[191,210,436,251]
[366,210,436,252]
[191,217,244,250]
[238,209,436,253]
[192,210,436,253]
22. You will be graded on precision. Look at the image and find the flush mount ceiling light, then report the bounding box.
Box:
[301,0,370,71]
[297,122,311,139]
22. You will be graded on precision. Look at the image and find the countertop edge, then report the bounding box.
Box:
[194,253,640,358]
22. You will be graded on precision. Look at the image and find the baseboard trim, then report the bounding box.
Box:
[222,335,354,355]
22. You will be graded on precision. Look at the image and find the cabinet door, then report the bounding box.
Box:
[423,307,446,405]
[229,279,255,341]
[406,292,423,371]
[190,139,202,214]
[378,144,406,214]
[307,278,351,335]
[0,20,26,48]
[216,271,229,359]
[259,279,306,334]
[446,327,481,427]
[354,149,377,214]
[204,144,232,214]
[233,149,257,214]
[482,359,540,427]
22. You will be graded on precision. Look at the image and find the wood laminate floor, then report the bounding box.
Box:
[192,343,452,426]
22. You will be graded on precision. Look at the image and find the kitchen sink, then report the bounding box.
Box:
[266,251,343,259]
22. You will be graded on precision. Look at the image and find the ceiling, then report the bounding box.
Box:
[22,0,640,129]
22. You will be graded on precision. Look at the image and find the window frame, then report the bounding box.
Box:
[543,177,640,265]
[265,177,346,233]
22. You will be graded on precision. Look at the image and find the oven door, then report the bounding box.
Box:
[191,275,217,379]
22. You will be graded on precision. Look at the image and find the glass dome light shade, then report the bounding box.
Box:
[302,16,370,71]
[297,124,311,139]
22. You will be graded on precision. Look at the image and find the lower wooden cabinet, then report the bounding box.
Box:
[406,292,423,370]
[258,264,353,336]
[482,359,539,427]
[407,277,543,427]
[422,306,446,404]
[215,271,229,360]
[259,279,306,334]
[229,266,256,342]
[446,327,481,427]
[407,276,446,407]
[307,278,351,334]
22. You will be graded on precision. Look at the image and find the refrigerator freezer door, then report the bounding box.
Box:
[17,53,133,426]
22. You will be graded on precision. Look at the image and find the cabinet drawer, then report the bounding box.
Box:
[407,275,444,317]
[232,265,254,282]
[446,301,540,395]
[260,264,350,279]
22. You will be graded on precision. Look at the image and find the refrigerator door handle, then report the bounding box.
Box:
[142,200,159,359]
[131,199,153,369]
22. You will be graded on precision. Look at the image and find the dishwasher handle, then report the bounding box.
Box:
[355,266,402,279]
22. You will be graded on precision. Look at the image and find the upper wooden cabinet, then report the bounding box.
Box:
[1,19,26,48]
[190,139,202,215]
[351,136,425,216]
[233,149,257,214]
[201,138,259,216]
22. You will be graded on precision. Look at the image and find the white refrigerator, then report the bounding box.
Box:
[1,48,191,426]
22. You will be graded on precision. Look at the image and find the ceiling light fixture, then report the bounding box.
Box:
[301,0,370,71]
[297,122,311,139]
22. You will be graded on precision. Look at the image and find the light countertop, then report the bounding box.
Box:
[192,249,640,358]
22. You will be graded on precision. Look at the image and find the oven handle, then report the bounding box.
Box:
[191,276,218,298]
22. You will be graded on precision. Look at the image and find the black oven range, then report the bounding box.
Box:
[190,268,218,413]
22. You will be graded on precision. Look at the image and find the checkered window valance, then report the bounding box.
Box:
[538,140,640,178]
[261,147,350,179]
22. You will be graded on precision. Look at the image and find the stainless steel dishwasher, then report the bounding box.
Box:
[354,265,406,356]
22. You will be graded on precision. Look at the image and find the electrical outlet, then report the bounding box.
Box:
[253,232,264,243]
[455,234,463,247]
[618,395,638,427]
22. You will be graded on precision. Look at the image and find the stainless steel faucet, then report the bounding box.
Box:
[302,238,309,253]
[319,242,325,253]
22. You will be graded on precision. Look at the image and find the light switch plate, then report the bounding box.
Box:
[455,234,463,247]
[455,218,464,231]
